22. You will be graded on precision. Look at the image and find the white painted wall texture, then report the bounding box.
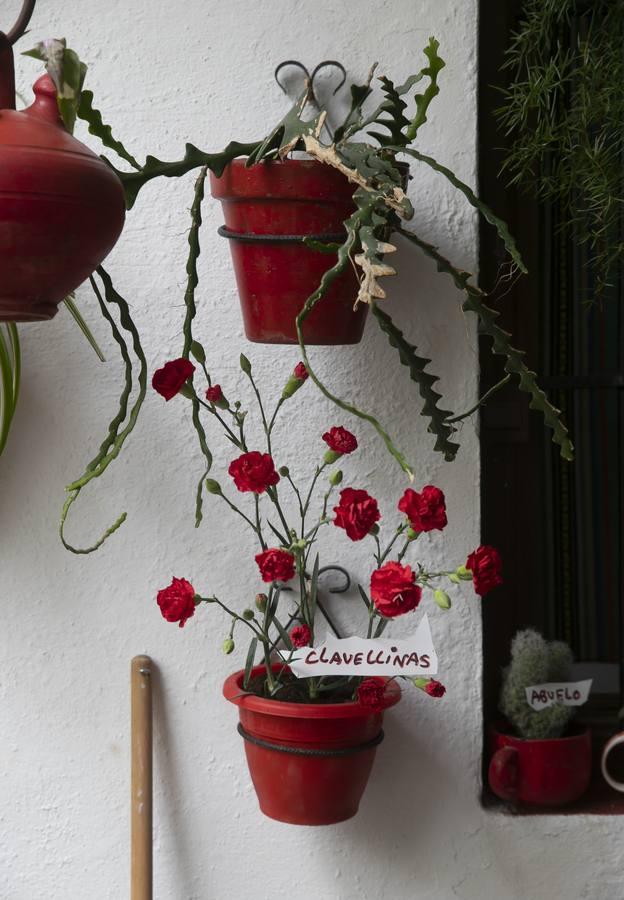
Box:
[0,1,619,898]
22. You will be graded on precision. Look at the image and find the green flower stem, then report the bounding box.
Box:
[397,537,412,563]
[378,524,408,565]
[219,491,264,541]
[253,496,266,550]
[198,594,264,640]
[302,462,327,522]
[267,397,285,439]
[265,486,292,545]
[196,395,242,448]
[285,474,305,521]
[244,368,272,453]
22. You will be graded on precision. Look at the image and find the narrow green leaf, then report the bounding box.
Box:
[243,638,258,689]
[308,554,320,623]
[273,618,293,651]
[63,293,106,362]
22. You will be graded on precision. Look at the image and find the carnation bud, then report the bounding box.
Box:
[323,448,341,465]
[255,593,268,611]
[448,573,461,584]
[455,564,473,581]
[179,381,195,400]
[190,340,206,365]
[279,465,290,477]
[434,589,452,610]
[406,527,419,540]
[222,638,235,654]
[204,479,222,495]
[239,353,252,375]
[242,608,255,620]
[329,469,343,486]
[281,376,302,400]
[412,677,428,690]
[368,523,380,536]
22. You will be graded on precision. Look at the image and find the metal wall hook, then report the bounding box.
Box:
[274,58,346,111]
[5,0,37,44]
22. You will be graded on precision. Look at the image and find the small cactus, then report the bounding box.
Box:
[499,629,574,740]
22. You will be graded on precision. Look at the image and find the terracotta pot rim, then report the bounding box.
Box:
[223,663,401,719]
[490,721,590,745]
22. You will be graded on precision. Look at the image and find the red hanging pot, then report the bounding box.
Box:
[0,58,126,322]
[488,723,591,807]
[210,158,366,345]
[223,664,401,825]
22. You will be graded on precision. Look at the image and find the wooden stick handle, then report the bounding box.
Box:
[131,655,152,900]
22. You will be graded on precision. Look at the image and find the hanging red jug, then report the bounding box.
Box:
[0,35,126,322]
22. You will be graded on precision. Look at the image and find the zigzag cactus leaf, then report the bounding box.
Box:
[405,37,446,142]
[77,90,141,170]
[246,90,324,165]
[397,226,574,461]
[112,140,261,210]
[333,63,378,143]
[0,324,20,459]
[181,168,213,528]
[60,267,147,554]
[371,303,460,461]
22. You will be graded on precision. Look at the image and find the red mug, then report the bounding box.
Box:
[601,732,624,792]
[488,724,591,807]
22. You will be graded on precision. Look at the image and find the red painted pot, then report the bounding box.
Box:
[223,664,400,825]
[488,724,591,807]
[210,158,366,345]
[0,69,125,322]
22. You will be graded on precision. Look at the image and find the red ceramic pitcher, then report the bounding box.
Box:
[224,664,400,825]
[210,158,366,345]
[488,723,591,807]
[0,41,125,322]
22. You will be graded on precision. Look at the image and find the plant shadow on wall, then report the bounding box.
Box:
[0,34,573,555]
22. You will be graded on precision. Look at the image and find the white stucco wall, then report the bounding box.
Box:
[1,1,619,898]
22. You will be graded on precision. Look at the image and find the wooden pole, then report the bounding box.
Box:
[131,655,152,900]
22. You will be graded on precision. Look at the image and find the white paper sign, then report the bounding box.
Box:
[525,679,592,711]
[279,613,438,678]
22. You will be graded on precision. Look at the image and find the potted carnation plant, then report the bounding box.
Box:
[153,352,503,825]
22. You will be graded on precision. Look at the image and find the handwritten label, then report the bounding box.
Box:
[525,679,592,711]
[278,613,438,678]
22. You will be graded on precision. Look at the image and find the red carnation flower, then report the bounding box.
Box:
[229,451,280,494]
[290,624,312,648]
[294,362,309,381]
[370,561,422,618]
[255,548,296,583]
[466,545,503,596]
[323,426,358,455]
[206,384,223,403]
[398,485,447,533]
[357,678,388,712]
[152,358,195,401]
[424,679,446,698]
[333,488,380,541]
[156,577,197,628]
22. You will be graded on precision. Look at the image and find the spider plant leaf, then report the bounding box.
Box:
[243,638,258,689]
[63,293,106,362]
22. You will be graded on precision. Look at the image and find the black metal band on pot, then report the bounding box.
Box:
[237,722,384,757]
[217,225,345,244]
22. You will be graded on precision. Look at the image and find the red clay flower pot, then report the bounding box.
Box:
[223,664,400,825]
[0,73,125,322]
[488,723,591,807]
[210,158,366,345]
